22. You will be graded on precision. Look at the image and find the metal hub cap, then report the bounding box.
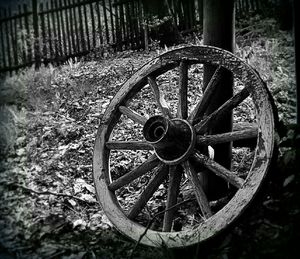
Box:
[143,115,196,165]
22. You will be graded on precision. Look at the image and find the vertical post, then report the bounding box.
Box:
[64,0,72,55]
[32,0,40,68]
[0,10,7,69]
[102,0,110,44]
[203,0,235,199]
[89,2,96,49]
[40,3,47,65]
[83,2,90,51]
[59,0,67,56]
[18,5,26,63]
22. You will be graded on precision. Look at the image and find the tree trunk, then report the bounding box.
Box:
[202,0,235,199]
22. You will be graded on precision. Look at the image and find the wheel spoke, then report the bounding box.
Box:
[194,87,250,134]
[193,151,244,189]
[128,163,168,219]
[177,61,188,119]
[119,106,147,125]
[148,76,172,118]
[183,160,212,218]
[196,128,258,146]
[106,141,153,150]
[109,155,159,191]
[189,66,223,123]
[163,165,183,232]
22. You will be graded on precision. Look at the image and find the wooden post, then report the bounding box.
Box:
[32,0,40,68]
[203,0,235,199]
[39,3,47,64]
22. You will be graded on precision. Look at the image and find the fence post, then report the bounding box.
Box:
[32,0,41,68]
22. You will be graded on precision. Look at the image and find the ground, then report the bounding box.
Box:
[0,16,299,258]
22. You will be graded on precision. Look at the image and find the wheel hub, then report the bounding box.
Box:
[143,115,196,165]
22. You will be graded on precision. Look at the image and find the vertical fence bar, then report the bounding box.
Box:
[114,3,121,51]
[4,9,12,71]
[54,0,63,57]
[40,3,47,64]
[50,0,58,60]
[65,0,73,55]
[70,0,80,53]
[18,5,26,63]
[83,2,90,51]
[12,11,19,68]
[108,0,115,44]
[0,10,7,69]
[119,3,126,47]
[77,0,86,51]
[32,0,40,68]
[63,0,72,56]
[46,2,53,61]
[89,2,96,48]
[102,0,109,44]
[59,0,68,57]
[96,1,103,48]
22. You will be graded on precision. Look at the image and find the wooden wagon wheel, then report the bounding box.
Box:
[93,46,275,248]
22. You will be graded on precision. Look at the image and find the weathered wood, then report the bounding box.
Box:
[193,151,244,188]
[148,76,172,118]
[83,2,90,51]
[77,0,85,51]
[46,2,54,59]
[119,105,147,125]
[194,87,250,134]
[95,1,103,46]
[197,127,258,146]
[177,61,188,119]
[108,0,115,43]
[89,2,96,48]
[0,9,7,67]
[70,0,80,52]
[11,10,18,67]
[50,0,58,58]
[109,155,159,191]
[183,160,212,218]
[93,46,275,248]
[4,9,12,69]
[102,0,109,44]
[188,66,223,123]
[128,163,168,219]
[59,0,68,55]
[106,141,152,150]
[40,3,47,62]
[54,0,63,56]
[63,0,72,55]
[163,165,182,232]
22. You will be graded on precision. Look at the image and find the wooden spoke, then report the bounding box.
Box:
[194,87,250,134]
[196,128,258,146]
[189,66,223,123]
[148,76,172,118]
[128,163,168,219]
[177,61,188,119]
[163,165,183,232]
[119,106,147,125]
[106,141,153,150]
[193,151,244,189]
[183,160,212,218]
[109,155,159,191]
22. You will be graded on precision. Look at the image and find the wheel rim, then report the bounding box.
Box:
[93,46,275,247]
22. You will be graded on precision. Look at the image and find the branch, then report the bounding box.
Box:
[11,183,97,204]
